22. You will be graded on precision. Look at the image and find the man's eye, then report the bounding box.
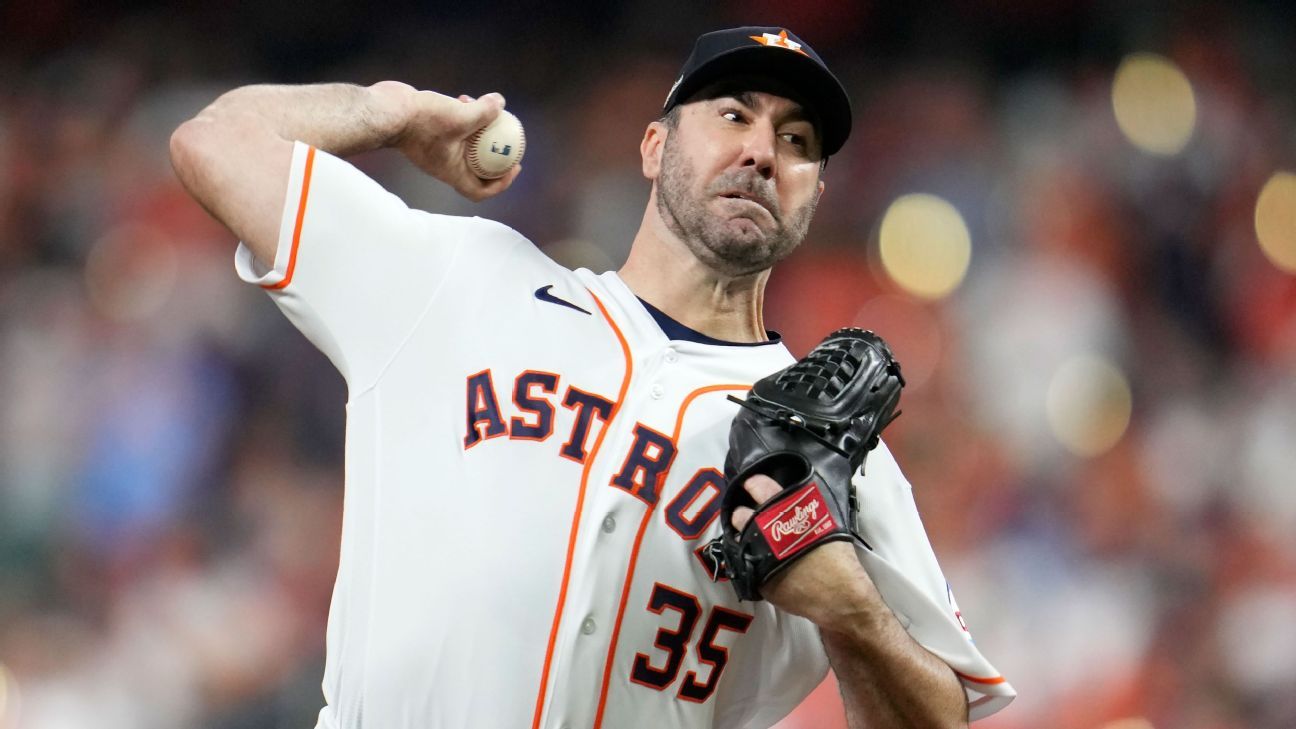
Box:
[722,110,745,123]
[781,133,807,149]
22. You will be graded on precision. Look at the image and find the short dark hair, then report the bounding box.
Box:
[661,104,683,130]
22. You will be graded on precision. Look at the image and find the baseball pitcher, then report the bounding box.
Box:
[171,25,1015,729]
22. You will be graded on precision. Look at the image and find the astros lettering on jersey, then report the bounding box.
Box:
[235,142,1016,729]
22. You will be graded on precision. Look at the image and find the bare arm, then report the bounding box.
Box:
[814,565,968,728]
[169,81,519,264]
[735,476,968,728]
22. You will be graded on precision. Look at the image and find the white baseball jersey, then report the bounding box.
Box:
[234,142,1016,729]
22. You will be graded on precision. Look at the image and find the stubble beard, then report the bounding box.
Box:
[655,133,819,278]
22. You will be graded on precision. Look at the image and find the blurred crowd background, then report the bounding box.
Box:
[2,1,1296,728]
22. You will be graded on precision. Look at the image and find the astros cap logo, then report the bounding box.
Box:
[748,29,809,57]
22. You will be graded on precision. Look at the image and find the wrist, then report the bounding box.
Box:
[816,575,890,636]
[366,81,418,147]
[764,544,884,632]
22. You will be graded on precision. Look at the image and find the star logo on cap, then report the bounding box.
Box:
[749,30,808,57]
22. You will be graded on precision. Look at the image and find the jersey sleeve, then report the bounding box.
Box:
[851,441,1016,721]
[234,141,529,390]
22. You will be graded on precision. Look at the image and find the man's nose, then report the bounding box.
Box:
[738,120,777,180]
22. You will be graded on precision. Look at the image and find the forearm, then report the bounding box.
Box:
[188,81,408,156]
[821,582,968,729]
[170,78,510,263]
[170,81,413,255]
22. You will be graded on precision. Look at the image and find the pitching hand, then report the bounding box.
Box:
[369,81,521,202]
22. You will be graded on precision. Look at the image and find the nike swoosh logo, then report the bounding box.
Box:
[535,285,592,315]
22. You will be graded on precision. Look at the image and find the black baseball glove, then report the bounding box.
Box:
[702,328,905,601]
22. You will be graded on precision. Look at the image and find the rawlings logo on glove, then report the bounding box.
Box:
[703,328,905,602]
[758,484,836,558]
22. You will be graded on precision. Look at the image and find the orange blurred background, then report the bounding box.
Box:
[2,1,1295,728]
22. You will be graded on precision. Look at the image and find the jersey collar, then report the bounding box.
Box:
[634,296,783,347]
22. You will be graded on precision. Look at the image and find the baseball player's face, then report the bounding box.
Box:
[653,89,824,277]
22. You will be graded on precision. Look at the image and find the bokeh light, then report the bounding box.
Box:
[878,193,972,300]
[1111,52,1197,155]
[1045,354,1133,457]
[1254,171,1296,273]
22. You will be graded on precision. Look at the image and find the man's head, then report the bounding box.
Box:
[642,27,852,277]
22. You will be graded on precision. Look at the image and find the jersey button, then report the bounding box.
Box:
[601,515,616,533]
[664,349,679,364]
[581,616,597,635]
[650,383,664,399]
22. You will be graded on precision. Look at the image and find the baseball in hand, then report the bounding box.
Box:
[466,110,526,179]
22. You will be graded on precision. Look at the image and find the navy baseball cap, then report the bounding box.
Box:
[663,27,852,157]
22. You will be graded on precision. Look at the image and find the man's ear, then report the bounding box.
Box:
[641,121,666,180]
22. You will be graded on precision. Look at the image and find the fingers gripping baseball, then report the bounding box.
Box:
[448,93,522,198]
[730,474,783,531]
[381,85,520,201]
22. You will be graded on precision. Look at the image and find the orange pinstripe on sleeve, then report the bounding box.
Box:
[262,144,317,291]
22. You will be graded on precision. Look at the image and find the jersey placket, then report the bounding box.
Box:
[595,365,754,729]
[540,345,677,729]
